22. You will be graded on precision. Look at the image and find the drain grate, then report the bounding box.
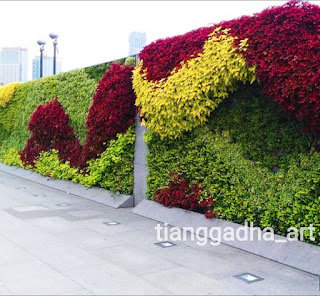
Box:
[33,194,46,197]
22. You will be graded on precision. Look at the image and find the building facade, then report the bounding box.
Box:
[32,56,62,80]
[0,47,28,84]
[129,32,147,56]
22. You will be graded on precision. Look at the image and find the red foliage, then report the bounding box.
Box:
[154,173,217,218]
[79,63,136,168]
[154,174,202,212]
[205,211,215,219]
[139,26,214,81]
[220,0,320,135]
[20,99,81,167]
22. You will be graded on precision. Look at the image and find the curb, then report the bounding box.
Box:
[132,200,320,276]
[0,163,133,208]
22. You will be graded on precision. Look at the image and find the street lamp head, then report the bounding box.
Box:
[37,40,46,46]
[49,33,59,39]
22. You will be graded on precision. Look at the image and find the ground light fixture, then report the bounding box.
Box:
[103,221,120,226]
[49,33,59,74]
[155,241,176,248]
[234,273,264,284]
[37,40,46,78]
[56,203,70,206]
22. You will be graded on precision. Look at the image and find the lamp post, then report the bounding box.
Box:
[37,40,45,78]
[49,33,59,75]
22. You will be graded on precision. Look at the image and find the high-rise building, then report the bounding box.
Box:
[32,56,62,80]
[129,32,147,56]
[0,47,28,84]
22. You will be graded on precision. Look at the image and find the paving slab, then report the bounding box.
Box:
[92,244,178,275]
[0,259,83,295]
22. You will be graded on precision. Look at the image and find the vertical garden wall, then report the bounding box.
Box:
[0,0,319,246]
[0,57,137,195]
[132,1,320,245]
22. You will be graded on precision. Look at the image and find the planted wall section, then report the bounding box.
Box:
[132,1,320,245]
[0,59,136,195]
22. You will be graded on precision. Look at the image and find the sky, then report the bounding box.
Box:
[0,0,318,80]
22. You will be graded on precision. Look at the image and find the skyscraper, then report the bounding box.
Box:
[0,47,28,84]
[32,56,62,80]
[129,32,147,56]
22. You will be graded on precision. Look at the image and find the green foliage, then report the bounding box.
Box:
[0,148,23,167]
[147,84,320,245]
[33,127,135,195]
[35,150,82,181]
[125,56,136,66]
[55,69,97,143]
[0,70,97,152]
[83,126,135,194]
[84,58,126,82]
[85,62,111,82]
[0,77,58,153]
[0,83,27,133]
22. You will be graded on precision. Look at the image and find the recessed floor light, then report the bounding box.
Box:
[103,221,120,226]
[155,241,176,248]
[234,273,264,284]
[56,203,70,206]
[15,187,27,190]
[33,194,46,197]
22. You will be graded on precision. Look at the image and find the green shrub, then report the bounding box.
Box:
[33,127,135,195]
[85,62,111,82]
[0,148,23,167]
[84,58,126,81]
[0,77,58,152]
[125,56,136,66]
[83,126,135,194]
[55,69,97,143]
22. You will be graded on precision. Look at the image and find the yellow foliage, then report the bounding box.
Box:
[0,82,21,108]
[133,28,256,139]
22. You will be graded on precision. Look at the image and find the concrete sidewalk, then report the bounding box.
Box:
[0,170,319,295]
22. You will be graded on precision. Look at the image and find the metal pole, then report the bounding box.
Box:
[49,33,58,75]
[40,46,43,78]
[53,40,57,75]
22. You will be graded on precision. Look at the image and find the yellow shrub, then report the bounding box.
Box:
[0,82,21,108]
[133,28,256,139]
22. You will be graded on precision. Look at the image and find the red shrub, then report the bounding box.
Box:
[154,173,217,218]
[153,173,203,212]
[139,26,214,81]
[20,99,81,167]
[79,63,136,168]
[220,1,320,135]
